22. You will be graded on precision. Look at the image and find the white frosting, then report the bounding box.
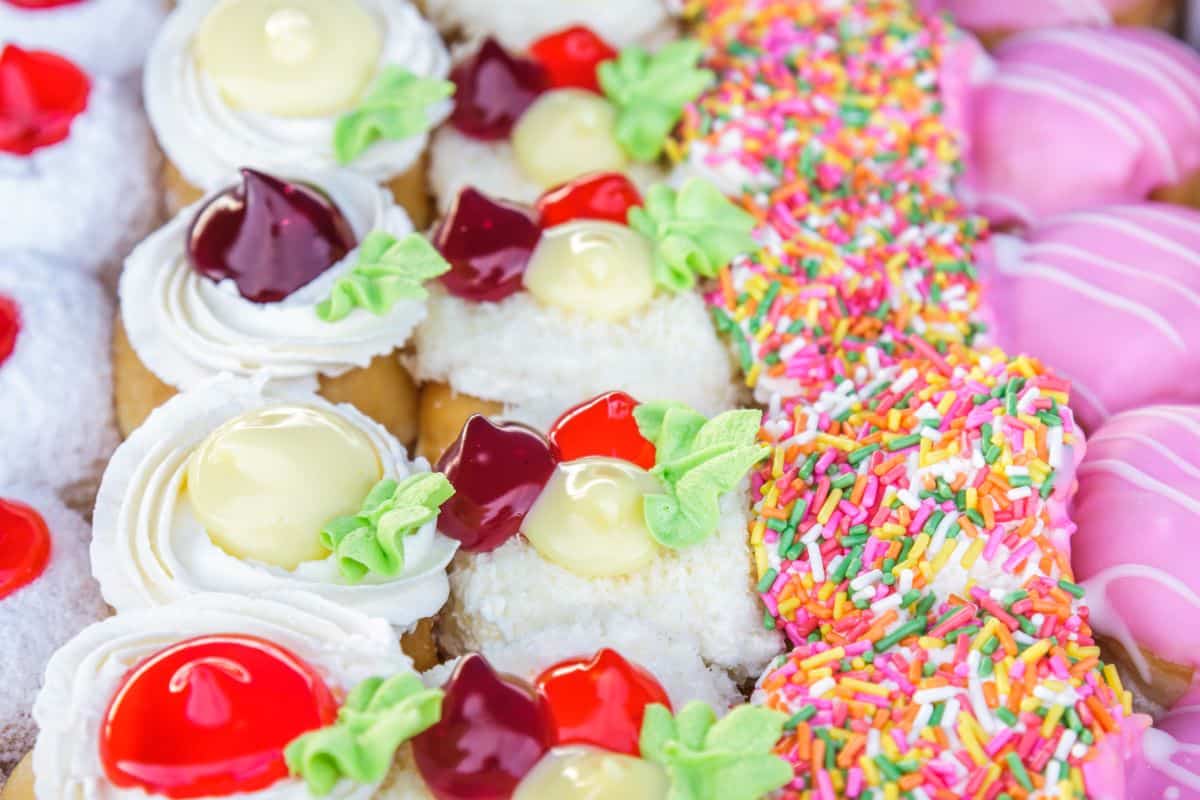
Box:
[0,0,164,77]
[91,377,457,631]
[145,0,450,189]
[31,591,409,800]
[422,0,677,50]
[121,167,422,393]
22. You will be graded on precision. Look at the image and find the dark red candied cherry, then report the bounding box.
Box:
[435,415,558,553]
[434,187,542,303]
[187,168,356,304]
[0,294,20,367]
[449,38,546,141]
[535,648,671,757]
[536,171,643,229]
[527,26,617,94]
[99,634,338,799]
[412,654,553,800]
[3,0,86,7]
[548,391,656,470]
[0,498,50,600]
[0,44,90,156]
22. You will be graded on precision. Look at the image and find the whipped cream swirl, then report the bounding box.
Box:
[91,378,457,630]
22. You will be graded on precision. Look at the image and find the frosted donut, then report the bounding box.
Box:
[920,0,1180,46]
[1127,687,1200,800]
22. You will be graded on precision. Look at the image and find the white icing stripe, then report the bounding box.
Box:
[1024,242,1200,309]
[1079,459,1200,515]
[1035,213,1200,272]
[1117,205,1200,244]
[988,67,1142,149]
[959,187,1036,226]
[1048,0,1111,22]
[993,259,1187,350]
[1112,406,1200,441]
[1142,727,1200,792]
[1087,432,1200,482]
[1055,368,1111,424]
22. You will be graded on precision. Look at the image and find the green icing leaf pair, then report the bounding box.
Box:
[627,180,758,293]
[598,40,714,162]
[285,673,443,796]
[639,702,793,800]
[634,402,768,549]
[334,66,454,165]
[316,232,450,322]
[320,473,455,583]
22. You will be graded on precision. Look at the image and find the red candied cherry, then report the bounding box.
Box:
[435,415,559,553]
[535,649,671,757]
[0,498,50,600]
[0,45,90,156]
[0,295,19,367]
[100,634,338,799]
[450,38,546,141]
[435,187,542,303]
[548,391,656,470]
[187,168,356,304]
[3,0,86,7]
[413,654,553,800]
[536,172,642,229]
[527,26,617,94]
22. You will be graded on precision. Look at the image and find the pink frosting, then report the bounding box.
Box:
[981,203,1200,431]
[922,0,1142,32]
[1072,405,1200,674]
[961,27,1200,227]
[1126,689,1200,800]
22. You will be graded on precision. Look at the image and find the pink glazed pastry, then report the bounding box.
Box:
[961,27,1200,227]
[1126,683,1200,800]
[1073,405,1200,713]
[921,0,1180,44]
[982,203,1200,432]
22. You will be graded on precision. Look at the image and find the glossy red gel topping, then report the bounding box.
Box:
[536,648,671,756]
[187,168,356,304]
[0,45,90,156]
[413,654,553,800]
[435,187,542,303]
[449,38,545,141]
[548,391,656,470]
[536,171,643,229]
[435,415,558,553]
[0,498,51,600]
[3,0,86,8]
[0,295,20,367]
[528,26,617,94]
[100,634,338,799]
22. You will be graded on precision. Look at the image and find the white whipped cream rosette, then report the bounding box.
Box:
[31,591,409,800]
[0,70,159,280]
[0,256,117,510]
[423,0,678,50]
[145,0,450,190]
[91,377,458,633]
[0,484,107,775]
[0,0,165,78]
[121,167,423,393]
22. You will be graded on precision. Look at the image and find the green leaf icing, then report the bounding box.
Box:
[333,66,454,164]
[320,473,455,582]
[597,40,714,162]
[634,402,768,548]
[316,232,450,322]
[638,702,793,800]
[285,673,443,796]
[627,179,757,293]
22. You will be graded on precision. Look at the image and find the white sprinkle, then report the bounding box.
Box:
[850,570,883,592]
[1007,486,1033,501]
[808,541,825,583]
[809,677,836,698]
[913,686,963,704]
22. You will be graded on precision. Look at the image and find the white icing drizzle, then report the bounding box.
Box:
[1078,460,1200,515]
[1040,210,1200,269]
[1143,727,1200,795]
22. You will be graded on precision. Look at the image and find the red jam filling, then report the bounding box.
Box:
[528,26,617,94]
[0,498,51,600]
[0,44,90,156]
[3,0,87,8]
[0,294,20,367]
[535,648,671,757]
[548,391,656,470]
[99,634,338,799]
[187,168,356,304]
[413,654,553,800]
[536,171,643,229]
[435,415,559,553]
[449,38,546,141]
[435,187,542,303]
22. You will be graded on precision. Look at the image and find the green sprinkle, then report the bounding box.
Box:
[1057,579,1086,599]
[874,620,926,652]
[887,434,922,451]
[1005,752,1034,792]
[756,569,778,594]
[784,705,817,729]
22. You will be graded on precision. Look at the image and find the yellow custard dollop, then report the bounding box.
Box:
[521,457,661,578]
[513,746,669,800]
[523,220,656,322]
[512,89,627,188]
[194,0,383,117]
[186,405,382,570]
